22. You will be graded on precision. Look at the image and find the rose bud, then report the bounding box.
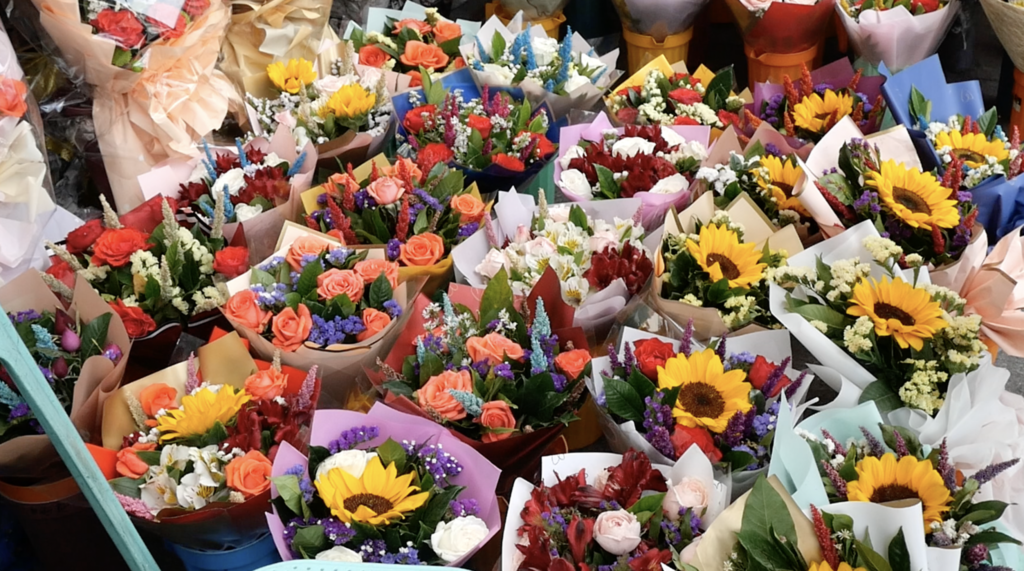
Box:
[54,310,74,335]
[52,357,69,379]
[61,329,81,352]
[103,343,123,363]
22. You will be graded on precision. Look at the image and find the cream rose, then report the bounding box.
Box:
[315,449,378,482]
[564,70,592,93]
[430,516,490,563]
[531,37,559,66]
[234,203,264,222]
[315,75,349,97]
[594,509,642,555]
[559,145,586,169]
[558,168,593,198]
[649,174,690,195]
[476,249,510,280]
[213,168,246,197]
[611,137,656,159]
[524,236,557,258]
[274,110,297,130]
[315,546,363,562]
[547,206,572,223]
[662,477,710,521]
[482,63,516,84]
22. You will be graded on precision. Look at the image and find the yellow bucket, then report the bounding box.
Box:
[744,42,822,86]
[622,26,694,75]
[485,2,566,38]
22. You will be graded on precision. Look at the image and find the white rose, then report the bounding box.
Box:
[660,126,689,149]
[563,70,592,93]
[579,52,607,78]
[481,63,516,84]
[274,110,297,130]
[547,206,573,223]
[682,140,709,161]
[475,249,510,280]
[293,126,311,150]
[588,233,617,254]
[212,168,246,197]
[513,224,532,244]
[648,174,690,195]
[234,203,264,222]
[593,509,642,555]
[262,152,284,167]
[315,546,363,562]
[531,37,559,67]
[315,75,349,97]
[559,145,587,169]
[430,516,490,563]
[524,236,557,258]
[558,168,593,198]
[611,137,656,159]
[316,450,378,483]
[662,477,710,521]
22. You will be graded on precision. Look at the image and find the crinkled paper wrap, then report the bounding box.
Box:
[460,14,622,120]
[0,270,130,481]
[723,0,837,54]
[837,0,959,72]
[612,0,710,38]
[34,0,241,213]
[652,192,804,340]
[224,223,421,407]
[267,404,502,565]
[711,120,813,165]
[555,111,710,230]
[502,449,729,571]
[980,0,1024,72]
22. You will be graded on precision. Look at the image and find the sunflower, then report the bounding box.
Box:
[685,223,767,289]
[316,456,430,526]
[933,130,1009,169]
[808,562,866,571]
[866,160,960,230]
[847,276,948,351]
[267,58,317,94]
[656,348,752,433]
[792,90,854,134]
[846,454,952,530]
[321,84,377,119]
[155,385,250,442]
[756,155,809,216]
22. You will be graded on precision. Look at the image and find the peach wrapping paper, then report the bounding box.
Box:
[34,0,240,213]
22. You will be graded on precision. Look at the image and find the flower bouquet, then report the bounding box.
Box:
[606,56,745,133]
[266,403,501,565]
[300,155,487,296]
[555,111,710,230]
[588,325,812,499]
[394,68,562,195]
[501,448,726,571]
[372,267,592,492]
[880,55,1024,241]
[452,189,657,336]
[747,59,885,145]
[29,0,238,212]
[95,331,320,549]
[460,16,621,120]
[222,223,417,405]
[0,270,128,481]
[343,2,480,92]
[837,0,958,71]
[653,199,797,341]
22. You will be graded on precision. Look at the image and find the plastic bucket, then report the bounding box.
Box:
[1011,68,1024,138]
[563,396,604,450]
[622,26,694,75]
[168,533,281,571]
[834,12,848,53]
[485,2,566,38]
[744,42,823,86]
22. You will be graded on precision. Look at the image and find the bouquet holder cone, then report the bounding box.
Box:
[485,2,565,37]
[621,26,695,75]
[744,42,823,86]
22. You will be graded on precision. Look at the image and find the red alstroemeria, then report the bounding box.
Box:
[549,468,587,507]
[583,242,654,296]
[567,515,595,564]
[629,548,672,571]
[620,154,679,197]
[602,449,667,508]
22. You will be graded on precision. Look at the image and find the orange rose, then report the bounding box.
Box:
[272,304,313,352]
[406,70,423,88]
[432,20,462,44]
[224,290,272,333]
[493,153,526,172]
[317,269,364,303]
[139,383,177,416]
[415,369,472,421]
[392,18,432,37]
[358,45,390,68]
[466,332,524,366]
[226,450,272,498]
[450,194,485,224]
[480,401,516,443]
[285,235,332,271]
[384,157,424,186]
[353,259,399,288]
[91,228,152,268]
[244,367,289,400]
[357,308,392,341]
[366,176,405,205]
[0,76,28,118]
[453,56,467,70]
[554,349,592,380]
[399,233,445,267]
[115,442,156,479]
[400,41,449,70]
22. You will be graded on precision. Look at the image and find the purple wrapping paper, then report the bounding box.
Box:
[267,403,502,567]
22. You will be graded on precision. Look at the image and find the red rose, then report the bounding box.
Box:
[416,142,454,173]
[631,338,677,380]
[90,9,146,50]
[91,228,152,268]
[120,195,179,234]
[747,355,792,397]
[530,133,557,158]
[403,104,436,134]
[615,107,639,124]
[213,246,250,279]
[910,0,939,11]
[65,218,105,254]
[493,153,525,172]
[673,116,700,126]
[668,88,703,105]
[109,299,157,338]
[717,110,741,127]
[46,258,77,290]
[671,425,722,463]
[467,114,491,138]
[181,0,209,18]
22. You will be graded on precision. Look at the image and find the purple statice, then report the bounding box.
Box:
[860,427,886,458]
[688,511,702,537]
[299,253,323,268]
[724,352,755,372]
[10,309,42,324]
[972,459,1020,485]
[290,271,301,286]
[383,299,403,319]
[413,188,444,212]
[822,459,848,500]
[884,216,912,243]
[409,201,426,219]
[721,408,753,448]
[29,420,43,434]
[764,143,783,158]
[853,190,881,215]
[457,222,480,238]
[420,333,445,355]
[759,356,791,398]
[354,190,376,210]
[493,363,513,379]
[316,192,329,206]
[621,343,636,375]
[359,539,388,562]
[257,255,286,272]
[38,366,54,384]
[250,283,288,309]
[552,373,567,392]
[820,429,848,457]
[681,319,694,357]
[751,401,780,439]
[761,93,786,122]
[642,393,675,458]
[957,191,973,202]
[380,548,421,565]
[309,315,365,346]
[734,445,765,470]
[607,344,623,370]
[813,83,832,95]
[406,442,463,484]
[449,498,480,517]
[661,518,682,545]
[325,248,351,267]
[715,333,727,359]
[467,359,490,378]
[937,439,958,492]
[284,464,314,503]
[102,344,123,364]
[327,425,380,453]
[965,544,989,567]
[284,517,355,558]
[856,92,873,114]
[595,389,607,408]
[385,239,401,261]
[7,402,30,422]
[784,370,808,400]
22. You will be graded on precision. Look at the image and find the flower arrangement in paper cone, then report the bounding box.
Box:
[607,58,744,128]
[838,0,958,72]
[348,6,469,81]
[83,0,214,68]
[722,0,836,56]
[266,404,501,565]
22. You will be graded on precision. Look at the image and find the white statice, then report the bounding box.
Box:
[843,315,875,354]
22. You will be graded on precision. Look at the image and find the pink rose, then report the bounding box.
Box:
[366,176,405,205]
[662,477,709,521]
[593,510,641,555]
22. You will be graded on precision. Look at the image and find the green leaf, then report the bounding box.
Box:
[292,525,329,559]
[908,86,932,128]
[744,141,766,161]
[418,351,445,386]
[111,47,133,68]
[383,380,414,397]
[721,449,757,471]
[284,292,302,311]
[887,528,911,571]
[376,438,407,474]
[627,492,666,520]
[135,451,162,466]
[625,369,657,401]
[858,381,903,415]
[705,67,734,110]
[479,267,515,325]
[109,477,144,499]
[879,424,922,457]
[80,313,112,360]
[595,164,620,198]
[962,500,1010,526]
[250,267,277,288]
[201,421,229,447]
[296,258,324,298]
[855,539,893,571]
[603,379,645,424]
[739,477,800,567]
[966,529,1023,546]
[368,272,394,309]
[270,474,312,519]
[568,204,590,231]
[822,511,854,533]
[977,107,999,138]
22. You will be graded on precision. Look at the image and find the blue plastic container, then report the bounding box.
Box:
[169,533,281,571]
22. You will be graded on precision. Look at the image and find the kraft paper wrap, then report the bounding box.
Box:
[34,0,240,213]
[0,271,130,480]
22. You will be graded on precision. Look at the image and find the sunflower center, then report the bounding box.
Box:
[952,148,985,164]
[343,493,394,515]
[773,182,795,198]
[677,382,726,419]
[706,253,740,280]
[869,484,920,504]
[874,302,916,326]
[892,186,931,215]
